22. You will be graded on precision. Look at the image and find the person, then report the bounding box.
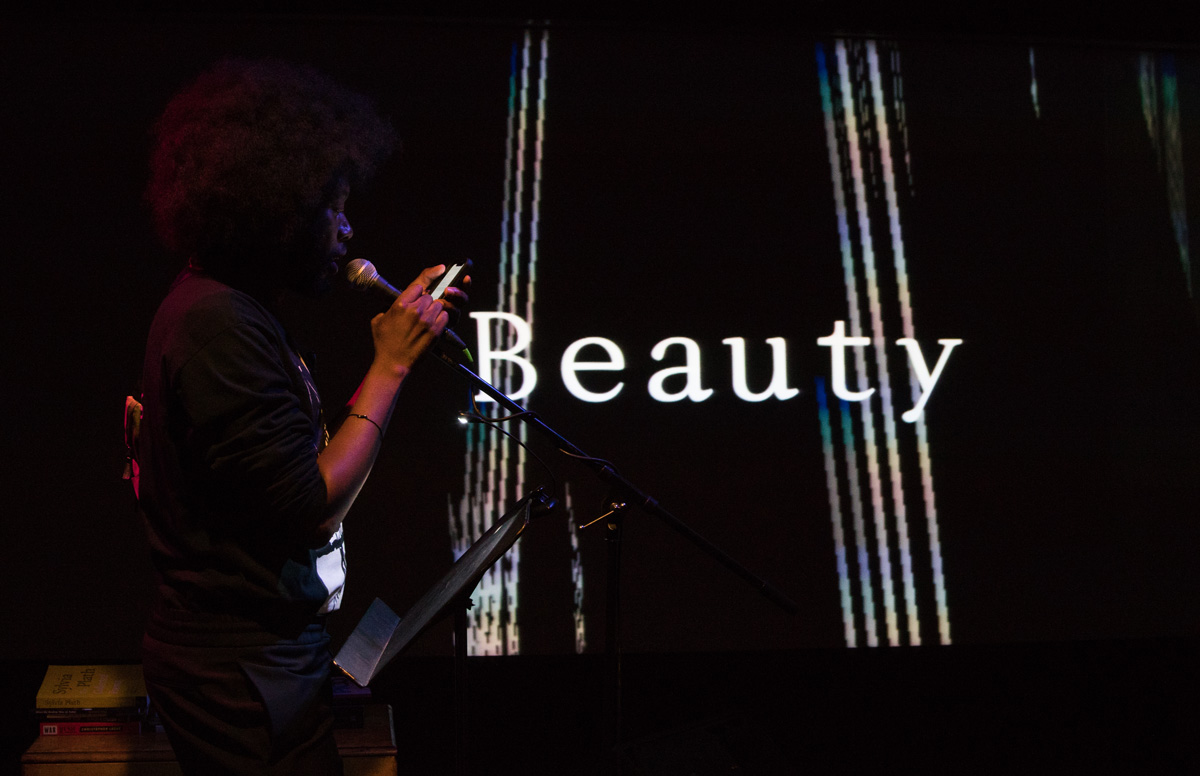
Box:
[136,58,467,774]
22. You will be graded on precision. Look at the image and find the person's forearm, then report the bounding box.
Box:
[312,359,409,544]
[308,266,451,546]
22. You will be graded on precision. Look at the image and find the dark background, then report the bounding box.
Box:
[4,7,1200,772]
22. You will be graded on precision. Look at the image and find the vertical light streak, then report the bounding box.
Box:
[868,41,952,645]
[521,28,550,476]
[506,32,531,348]
[1139,55,1161,159]
[817,43,880,646]
[836,40,900,646]
[489,40,521,537]
[1029,47,1041,119]
[1161,57,1191,297]
[493,35,529,654]
[840,400,877,646]
[865,41,918,645]
[916,422,949,643]
[565,483,586,653]
[497,42,518,334]
[465,41,524,655]
[526,30,549,331]
[499,31,536,655]
[449,43,525,655]
[816,378,857,647]
[816,39,952,647]
[1139,53,1192,298]
[889,47,915,193]
[450,26,551,655]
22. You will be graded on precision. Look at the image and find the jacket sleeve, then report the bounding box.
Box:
[173,317,328,543]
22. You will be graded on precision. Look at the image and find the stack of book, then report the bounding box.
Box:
[34,664,152,737]
[332,672,373,729]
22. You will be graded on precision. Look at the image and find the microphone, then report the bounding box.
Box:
[344,258,403,297]
[344,258,472,362]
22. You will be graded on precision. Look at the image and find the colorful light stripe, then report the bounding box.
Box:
[817,42,881,646]
[815,39,953,647]
[864,40,919,645]
[451,26,551,655]
[1138,51,1189,298]
[1161,56,1190,297]
[868,40,950,645]
[565,483,586,653]
[1029,47,1042,119]
[840,398,878,646]
[816,378,857,647]
[835,40,900,646]
[890,46,915,193]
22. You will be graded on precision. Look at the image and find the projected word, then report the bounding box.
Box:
[470,314,960,422]
[818,321,962,422]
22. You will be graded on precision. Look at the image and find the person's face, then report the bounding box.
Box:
[297,180,352,296]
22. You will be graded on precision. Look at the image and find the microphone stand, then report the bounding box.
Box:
[433,348,798,771]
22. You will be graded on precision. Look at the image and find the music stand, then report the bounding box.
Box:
[335,490,543,776]
[334,490,540,683]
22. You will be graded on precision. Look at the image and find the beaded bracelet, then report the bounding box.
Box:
[347,413,384,441]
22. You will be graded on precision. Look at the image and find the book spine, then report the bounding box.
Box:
[36,666,149,710]
[35,697,148,709]
[40,720,143,736]
[34,709,147,722]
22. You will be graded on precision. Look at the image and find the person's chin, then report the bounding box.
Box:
[294,259,340,297]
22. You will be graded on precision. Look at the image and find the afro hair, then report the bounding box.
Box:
[147,58,396,275]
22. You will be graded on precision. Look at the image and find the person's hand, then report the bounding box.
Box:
[411,263,471,328]
[369,272,450,373]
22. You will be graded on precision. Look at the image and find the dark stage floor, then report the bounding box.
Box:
[4,639,1197,774]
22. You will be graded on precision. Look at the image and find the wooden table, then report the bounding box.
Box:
[21,704,397,776]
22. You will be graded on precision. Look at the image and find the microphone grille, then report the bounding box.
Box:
[344,258,378,290]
